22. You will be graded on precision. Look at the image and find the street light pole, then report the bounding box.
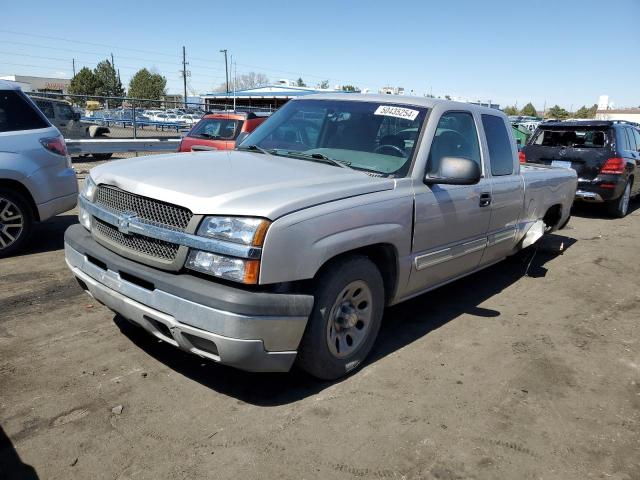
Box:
[220,49,229,94]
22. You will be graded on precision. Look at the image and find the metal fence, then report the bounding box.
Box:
[25,91,274,141]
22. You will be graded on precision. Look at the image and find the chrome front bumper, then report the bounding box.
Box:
[64,226,314,373]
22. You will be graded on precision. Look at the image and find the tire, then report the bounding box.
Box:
[0,188,34,258]
[92,153,113,160]
[607,181,631,218]
[296,255,385,380]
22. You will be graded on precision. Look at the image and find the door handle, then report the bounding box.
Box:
[479,192,492,207]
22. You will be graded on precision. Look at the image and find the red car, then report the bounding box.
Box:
[178,111,270,152]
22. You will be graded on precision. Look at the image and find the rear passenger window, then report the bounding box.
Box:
[481,114,514,176]
[617,128,631,151]
[35,100,54,119]
[0,91,49,133]
[625,128,637,151]
[427,111,481,173]
[633,129,640,151]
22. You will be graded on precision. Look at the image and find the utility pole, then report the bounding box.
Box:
[220,49,229,109]
[72,58,76,77]
[182,46,189,109]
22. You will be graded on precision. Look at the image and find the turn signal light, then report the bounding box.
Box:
[600,157,625,175]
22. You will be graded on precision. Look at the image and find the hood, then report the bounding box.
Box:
[90,150,395,219]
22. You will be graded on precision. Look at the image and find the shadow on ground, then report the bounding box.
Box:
[14,214,77,257]
[0,425,39,480]
[571,196,640,219]
[114,232,576,406]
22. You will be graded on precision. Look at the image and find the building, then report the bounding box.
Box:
[161,94,184,109]
[379,86,405,95]
[595,108,640,123]
[0,75,71,94]
[201,85,343,111]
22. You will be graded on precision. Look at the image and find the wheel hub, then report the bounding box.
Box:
[335,303,359,330]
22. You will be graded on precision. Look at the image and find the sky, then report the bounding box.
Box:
[1,0,638,110]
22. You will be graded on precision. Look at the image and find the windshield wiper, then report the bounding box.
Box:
[280,150,352,169]
[237,144,274,155]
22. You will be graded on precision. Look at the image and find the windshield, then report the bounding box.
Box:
[240,99,428,176]
[189,118,242,140]
[532,127,609,148]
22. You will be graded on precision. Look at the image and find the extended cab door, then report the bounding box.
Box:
[407,110,492,295]
[53,102,81,138]
[478,113,524,266]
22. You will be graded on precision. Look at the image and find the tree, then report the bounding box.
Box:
[520,102,538,117]
[296,77,307,87]
[546,105,569,119]
[94,60,125,101]
[502,105,519,116]
[341,85,359,92]
[67,67,98,103]
[128,68,167,105]
[214,72,269,92]
[444,94,452,100]
[317,80,330,89]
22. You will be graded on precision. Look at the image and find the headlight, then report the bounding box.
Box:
[197,216,270,246]
[81,176,97,202]
[186,250,260,284]
[78,205,91,231]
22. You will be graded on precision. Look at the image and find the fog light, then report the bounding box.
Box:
[186,250,259,284]
[79,205,91,231]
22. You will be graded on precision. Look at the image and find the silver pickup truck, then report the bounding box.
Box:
[64,95,577,379]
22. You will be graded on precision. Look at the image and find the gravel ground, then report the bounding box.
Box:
[1,197,639,480]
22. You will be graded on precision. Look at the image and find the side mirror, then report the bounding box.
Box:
[424,156,481,185]
[73,112,81,121]
[235,131,249,146]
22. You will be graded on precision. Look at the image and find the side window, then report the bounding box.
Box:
[633,129,640,152]
[35,100,55,119]
[55,103,74,121]
[427,111,481,173]
[625,128,637,151]
[617,127,631,151]
[481,114,514,176]
[0,91,50,133]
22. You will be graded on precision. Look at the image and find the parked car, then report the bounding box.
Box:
[0,81,77,256]
[521,120,640,217]
[65,95,576,379]
[178,111,270,152]
[32,96,113,160]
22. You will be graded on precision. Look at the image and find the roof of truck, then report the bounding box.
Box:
[292,93,505,115]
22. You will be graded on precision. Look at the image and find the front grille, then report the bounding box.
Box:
[96,185,192,231]
[94,218,179,261]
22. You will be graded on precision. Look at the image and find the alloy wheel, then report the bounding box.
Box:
[326,280,373,358]
[0,196,24,250]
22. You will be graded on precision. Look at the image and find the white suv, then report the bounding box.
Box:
[0,80,78,256]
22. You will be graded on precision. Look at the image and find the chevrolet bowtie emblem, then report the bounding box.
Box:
[118,213,137,234]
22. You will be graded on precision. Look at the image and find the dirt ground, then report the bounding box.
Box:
[1,196,639,479]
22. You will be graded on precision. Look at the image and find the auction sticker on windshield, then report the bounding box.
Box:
[374,105,419,121]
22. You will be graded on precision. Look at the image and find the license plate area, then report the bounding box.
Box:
[551,160,573,169]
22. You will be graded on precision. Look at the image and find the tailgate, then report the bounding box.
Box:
[523,126,612,180]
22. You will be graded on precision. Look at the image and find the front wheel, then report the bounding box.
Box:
[0,188,34,257]
[296,256,385,380]
[607,181,631,218]
[92,152,113,160]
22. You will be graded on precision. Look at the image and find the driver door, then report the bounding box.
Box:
[407,110,492,295]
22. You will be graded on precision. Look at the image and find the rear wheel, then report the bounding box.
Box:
[296,256,384,380]
[0,188,33,257]
[607,181,631,218]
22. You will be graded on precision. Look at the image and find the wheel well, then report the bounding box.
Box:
[0,179,39,221]
[543,204,563,229]
[315,244,398,306]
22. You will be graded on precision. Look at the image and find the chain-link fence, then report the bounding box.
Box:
[25,91,274,141]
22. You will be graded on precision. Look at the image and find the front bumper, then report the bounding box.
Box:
[64,224,314,372]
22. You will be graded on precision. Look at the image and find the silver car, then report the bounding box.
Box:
[0,80,78,256]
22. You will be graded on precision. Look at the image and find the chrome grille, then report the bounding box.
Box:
[96,185,192,231]
[94,218,179,261]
